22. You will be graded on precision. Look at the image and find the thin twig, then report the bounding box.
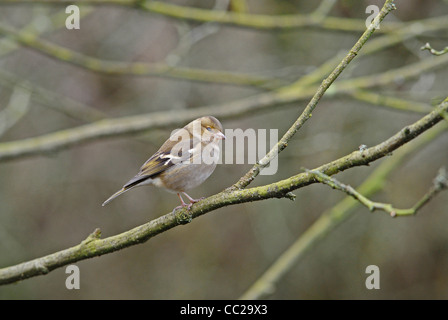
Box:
[0,0,405,32]
[306,167,448,217]
[421,42,448,56]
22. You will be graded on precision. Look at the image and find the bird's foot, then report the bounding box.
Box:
[182,192,205,205]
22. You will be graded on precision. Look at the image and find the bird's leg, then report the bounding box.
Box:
[182,192,205,207]
[173,193,188,211]
[172,192,204,216]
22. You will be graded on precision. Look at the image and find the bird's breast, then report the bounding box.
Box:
[159,162,217,192]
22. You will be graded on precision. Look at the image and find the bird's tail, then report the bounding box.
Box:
[102,187,132,206]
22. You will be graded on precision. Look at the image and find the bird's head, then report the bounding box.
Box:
[186,116,226,142]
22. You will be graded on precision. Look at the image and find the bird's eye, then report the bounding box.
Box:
[206,126,212,131]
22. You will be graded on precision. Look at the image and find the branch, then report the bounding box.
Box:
[0,9,106,123]
[310,0,338,22]
[333,53,448,92]
[307,167,448,217]
[163,0,228,67]
[1,95,446,286]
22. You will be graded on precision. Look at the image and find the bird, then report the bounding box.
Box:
[102,116,226,210]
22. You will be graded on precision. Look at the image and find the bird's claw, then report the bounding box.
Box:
[189,197,205,204]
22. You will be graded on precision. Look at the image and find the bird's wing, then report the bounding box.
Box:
[122,138,195,189]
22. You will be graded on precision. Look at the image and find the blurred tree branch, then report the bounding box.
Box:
[0,70,107,122]
[0,6,95,55]
[421,42,448,56]
[0,22,285,90]
[345,90,433,114]
[229,0,247,13]
[1,5,447,89]
[0,84,31,137]
[0,0,404,32]
[163,0,229,67]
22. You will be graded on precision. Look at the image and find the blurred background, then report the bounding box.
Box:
[0,0,447,299]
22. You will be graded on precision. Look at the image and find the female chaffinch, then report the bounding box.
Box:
[102,116,225,210]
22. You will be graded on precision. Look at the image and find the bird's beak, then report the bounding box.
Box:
[214,131,226,140]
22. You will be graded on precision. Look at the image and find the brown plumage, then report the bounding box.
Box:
[102,116,225,209]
